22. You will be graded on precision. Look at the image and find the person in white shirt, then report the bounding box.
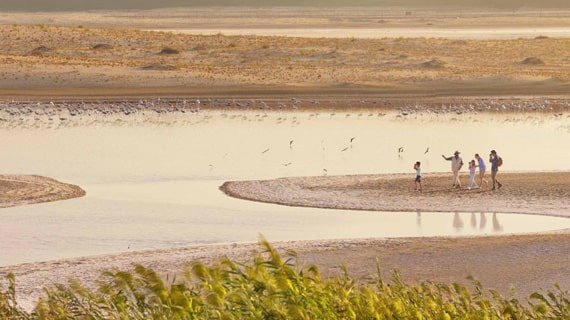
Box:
[442,150,464,188]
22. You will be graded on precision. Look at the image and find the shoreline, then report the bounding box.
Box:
[0,8,569,310]
[1,171,569,309]
[3,230,570,310]
[221,172,570,217]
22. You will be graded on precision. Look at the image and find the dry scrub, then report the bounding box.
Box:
[1,24,570,96]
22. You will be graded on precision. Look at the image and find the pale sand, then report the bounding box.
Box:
[221,172,570,217]
[2,11,570,99]
[0,175,85,208]
[1,7,569,309]
[1,172,569,310]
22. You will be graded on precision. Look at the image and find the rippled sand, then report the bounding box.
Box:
[1,171,569,310]
[0,175,85,208]
[0,6,569,311]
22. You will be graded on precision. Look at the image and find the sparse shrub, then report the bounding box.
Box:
[420,59,445,68]
[140,64,178,71]
[30,46,50,55]
[159,47,179,54]
[521,57,545,65]
[92,43,113,50]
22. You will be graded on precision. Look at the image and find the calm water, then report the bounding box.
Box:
[157,27,570,40]
[0,111,569,266]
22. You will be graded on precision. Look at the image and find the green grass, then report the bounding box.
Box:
[1,238,569,319]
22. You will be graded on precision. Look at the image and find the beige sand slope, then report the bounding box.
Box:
[2,10,570,99]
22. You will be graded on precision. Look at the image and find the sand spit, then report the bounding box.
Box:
[1,171,569,309]
[0,175,85,208]
[221,172,570,217]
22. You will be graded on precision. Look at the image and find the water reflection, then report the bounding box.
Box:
[453,212,464,230]
[0,111,568,266]
[164,27,570,40]
[480,213,487,230]
[450,212,505,233]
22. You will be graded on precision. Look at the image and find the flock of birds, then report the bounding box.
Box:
[0,97,566,121]
[254,135,431,175]
[0,97,564,174]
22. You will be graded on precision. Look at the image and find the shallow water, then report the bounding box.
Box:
[0,111,569,266]
[158,27,570,40]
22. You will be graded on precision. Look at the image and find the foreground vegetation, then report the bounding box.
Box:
[1,239,569,319]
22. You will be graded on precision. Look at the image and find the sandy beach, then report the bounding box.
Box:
[1,171,569,309]
[0,6,569,310]
[221,172,570,217]
[0,175,85,208]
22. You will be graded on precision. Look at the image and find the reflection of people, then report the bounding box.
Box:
[475,154,489,188]
[492,213,503,231]
[416,210,422,229]
[413,161,422,191]
[442,151,463,188]
[468,160,478,189]
[470,212,477,228]
[453,212,464,230]
[489,150,503,190]
[479,212,487,230]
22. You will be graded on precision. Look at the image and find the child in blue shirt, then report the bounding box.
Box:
[414,161,422,191]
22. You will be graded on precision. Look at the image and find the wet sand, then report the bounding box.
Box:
[0,7,569,309]
[0,175,85,208]
[221,172,570,217]
[0,172,569,309]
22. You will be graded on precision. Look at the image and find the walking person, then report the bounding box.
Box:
[442,151,463,188]
[468,159,478,189]
[475,153,489,188]
[489,150,503,190]
[413,161,422,191]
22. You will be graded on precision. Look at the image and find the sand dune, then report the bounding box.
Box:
[0,7,569,311]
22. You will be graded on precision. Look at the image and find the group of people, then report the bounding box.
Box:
[414,150,503,191]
